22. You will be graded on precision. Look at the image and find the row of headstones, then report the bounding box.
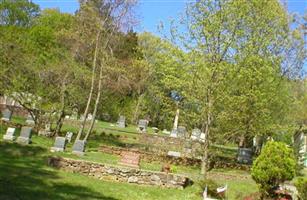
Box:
[1,109,35,124]
[117,116,149,133]
[3,127,33,144]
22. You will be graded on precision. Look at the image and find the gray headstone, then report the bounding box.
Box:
[26,114,35,125]
[138,119,148,133]
[117,115,126,128]
[3,127,16,141]
[1,109,12,121]
[200,132,206,143]
[72,140,86,156]
[65,132,73,143]
[191,128,201,140]
[177,126,187,138]
[237,148,253,165]
[170,129,178,138]
[50,137,66,152]
[16,127,32,144]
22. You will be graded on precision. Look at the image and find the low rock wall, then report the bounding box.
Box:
[47,156,191,189]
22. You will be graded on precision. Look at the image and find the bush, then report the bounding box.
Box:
[251,141,296,197]
[294,178,307,200]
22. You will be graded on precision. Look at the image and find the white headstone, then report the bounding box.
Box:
[167,151,181,158]
[3,127,16,141]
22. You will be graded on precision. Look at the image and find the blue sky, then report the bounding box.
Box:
[33,0,306,34]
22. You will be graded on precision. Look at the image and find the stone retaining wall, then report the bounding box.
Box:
[47,157,191,189]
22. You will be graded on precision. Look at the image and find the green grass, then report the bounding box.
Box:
[0,122,259,199]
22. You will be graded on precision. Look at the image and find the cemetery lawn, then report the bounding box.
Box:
[0,123,258,200]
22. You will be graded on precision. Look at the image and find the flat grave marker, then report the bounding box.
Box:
[118,151,140,168]
[167,151,181,158]
[3,127,16,141]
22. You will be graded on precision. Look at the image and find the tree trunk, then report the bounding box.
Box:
[75,31,101,141]
[201,88,212,178]
[54,78,67,137]
[173,102,180,130]
[84,61,103,141]
[132,93,144,124]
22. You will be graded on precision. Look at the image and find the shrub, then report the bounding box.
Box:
[294,177,307,200]
[251,141,296,198]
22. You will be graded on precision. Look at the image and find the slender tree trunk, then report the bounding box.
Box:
[132,93,144,124]
[55,78,67,137]
[75,31,101,141]
[84,61,103,141]
[173,102,180,130]
[201,88,212,178]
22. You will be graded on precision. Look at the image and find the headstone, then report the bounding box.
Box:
[1,109,12,121]
[87,113,93,121]
[200,132,206,143]
[65,115,70,119]
[117,115,126,128]
[65,132,73,143]
[50,137,66,152]
[38,123,52,137]
[119,151,140,168]
[191,128,201,141]
[167,151,181,158]
[177,126,187,138]
[25,114,35,125]
[170,129,178,138]
[72,140,86,156]
[138,119,148,133]
[16,127,32,144]
[237,148,253,165]
[3,127,16,141]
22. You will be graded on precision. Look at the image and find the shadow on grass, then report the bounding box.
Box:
[88,132,126,149]
[0,142,118,200]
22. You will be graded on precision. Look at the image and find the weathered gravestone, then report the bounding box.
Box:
[138,119,148,133]
[72,140,86,156]
[117,115,126,128]
[200,133,206,143]
[170,129,178,138]
[191,128,201,141]
[1,109,12,121]
[26,114,35,125]
[3,127,16,141]
[38,123,52,137]
[167,151,181,158]
[119,151,140,168]
[237,148,253,165]
[65,132,73,143]
[50,137,67,152]
[177,126,187,138]
[16,127,32,144]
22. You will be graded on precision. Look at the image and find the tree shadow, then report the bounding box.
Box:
[0,142,119,200]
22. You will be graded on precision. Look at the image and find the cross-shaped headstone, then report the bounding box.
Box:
[50,137,67,152]
[117,115,126,128]
[65,132,73,143]
[1,109,12,121]
[138,119,148,133]
[72,140,86,156]
[3,127,16,141]
[16,127,32,145]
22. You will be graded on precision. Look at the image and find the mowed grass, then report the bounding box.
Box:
[0,122,258,199]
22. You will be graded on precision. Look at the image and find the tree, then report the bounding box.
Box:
[169,0,305,177]
[251,141,296,198]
